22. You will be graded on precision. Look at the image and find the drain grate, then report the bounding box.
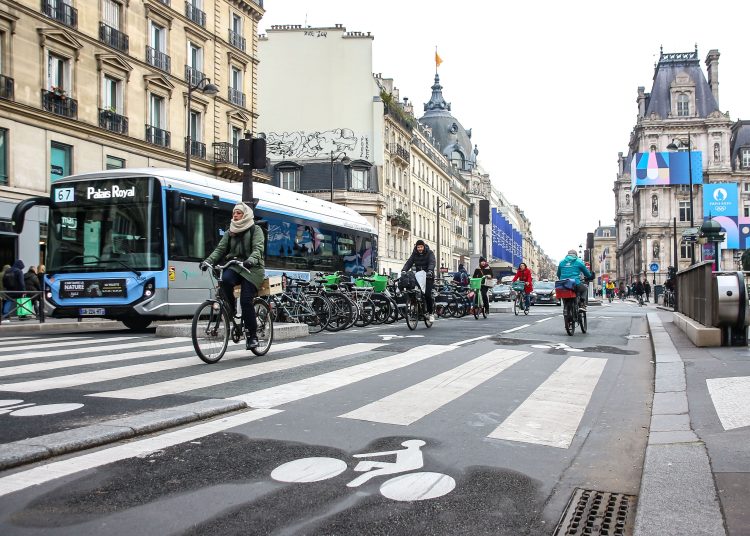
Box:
[553,488,636,536]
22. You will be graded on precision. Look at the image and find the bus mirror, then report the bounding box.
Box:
[169,191,186,227]
[11,196,50,234]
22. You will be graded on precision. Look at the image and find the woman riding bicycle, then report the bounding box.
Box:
[201,202,265,349]
[556,249,593,311]
[472,257,493,315]
[511,262,533,311]
[402,239,436,322]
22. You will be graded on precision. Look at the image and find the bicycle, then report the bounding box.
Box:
[555,279,587,336]
[191,260,273,363]
[399,270,433,330]
[511,282,529,316]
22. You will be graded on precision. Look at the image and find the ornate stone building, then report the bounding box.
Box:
[0,0,265,267]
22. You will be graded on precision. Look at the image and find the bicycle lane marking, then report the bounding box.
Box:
[535,317,554,323]
[501,324,531,333]
[0,409,282,498]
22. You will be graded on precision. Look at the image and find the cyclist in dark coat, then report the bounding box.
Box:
[402,239,436,320]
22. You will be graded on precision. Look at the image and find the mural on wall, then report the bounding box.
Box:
[265,128,368,159]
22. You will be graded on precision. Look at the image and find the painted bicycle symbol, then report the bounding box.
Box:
[270,439,455,501]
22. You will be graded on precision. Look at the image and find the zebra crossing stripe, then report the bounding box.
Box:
[340,349,531,425]
[0,339,194,378]
[91,343,380,400]
[0,335,86,345]
[0,337,191,363]
[488,356,607,448]
[231,344,457,409]
[0,336,141,354]
[0,409,282,498]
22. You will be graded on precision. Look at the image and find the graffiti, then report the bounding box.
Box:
[360,135,369,159]
[265,129,360,159]
[304,30,327,38]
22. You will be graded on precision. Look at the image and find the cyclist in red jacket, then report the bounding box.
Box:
[512,262,534,311]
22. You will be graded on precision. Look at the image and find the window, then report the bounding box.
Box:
[189,110,201,142]
[743,182,750,193]
[232,13,242,35]
[50,141,72,183]
[230,67,242,91]
[102,75,121,113]
[677,93,689,117]
[679,201,691,222]
[150,21,165,52]
[742,149,750,169]
[231,126,242,147]
[106,155,125,169]
[187,42,202,71]
[279,169,300,191]
[0,128,7,186]
[351,168,369,190]
[47,52,68,93]
[102,0,121,30]
[744,204,750,218]
[149,94,164,128]
[680,243,693,259]
[650,145,657,152]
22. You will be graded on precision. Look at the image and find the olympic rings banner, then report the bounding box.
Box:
[703,183,739,249]
[630,151,703,191]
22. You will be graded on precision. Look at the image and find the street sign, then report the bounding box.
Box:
[439,267,449,273]
[682,227,700,237]
[650,262,659,272]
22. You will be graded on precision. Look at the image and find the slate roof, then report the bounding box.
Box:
[730,121,750,171]
[644,50,719,119]
[418,74,477,171]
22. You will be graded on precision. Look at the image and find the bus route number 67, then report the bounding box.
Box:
[55,187,75,203]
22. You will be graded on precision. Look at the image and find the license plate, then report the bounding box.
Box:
[79,308,105,316]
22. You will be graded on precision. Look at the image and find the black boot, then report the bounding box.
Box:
[245,332,259,350]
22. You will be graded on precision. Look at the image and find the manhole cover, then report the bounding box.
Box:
[625,334,650,340]
[554,488,636,536]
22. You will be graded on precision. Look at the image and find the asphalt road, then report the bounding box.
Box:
[0,300,654,535]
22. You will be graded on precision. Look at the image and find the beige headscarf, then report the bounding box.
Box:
[229,202,254,234]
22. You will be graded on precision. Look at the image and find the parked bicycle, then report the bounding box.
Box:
[191,260,273,363]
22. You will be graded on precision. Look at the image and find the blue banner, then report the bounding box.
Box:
[491,208,523,266]
[703,183,739,248]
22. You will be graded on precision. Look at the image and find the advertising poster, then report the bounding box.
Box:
[703,183,739,249]
[631,151,703,191]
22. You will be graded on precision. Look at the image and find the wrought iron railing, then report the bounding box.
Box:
[99,22,129,53]
[213,142,238,166]
[99,109,128,135]
[186,139,206,159]
[228,87,246,107]
[389,143,410,163]
[185,65,206,87]
[41,0,77,28]
[41,90,77,119]
[228,29,246,51]
[146,46,171,73]
[146,124,170,147]
[185,1,206,27]
[0,75,14,100]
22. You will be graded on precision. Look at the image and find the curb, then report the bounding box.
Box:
[0,399,247,471]
[155,322,310,340]
[634,313,726,535]
[0,320,125,334]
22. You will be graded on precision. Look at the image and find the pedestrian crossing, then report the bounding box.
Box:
[0,333,614,450]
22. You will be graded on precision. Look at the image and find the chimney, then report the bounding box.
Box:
[705,49,720,107]
[637,87,646,118]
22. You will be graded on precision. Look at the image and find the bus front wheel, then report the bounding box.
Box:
[121,316,153,331]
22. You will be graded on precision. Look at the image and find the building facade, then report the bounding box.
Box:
[0,0,264,267]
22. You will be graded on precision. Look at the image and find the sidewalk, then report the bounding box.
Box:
[637,310,750,536]
[0,317,126,334]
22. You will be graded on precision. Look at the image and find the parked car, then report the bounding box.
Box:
[531,280,559,305]
[492,284,512,302]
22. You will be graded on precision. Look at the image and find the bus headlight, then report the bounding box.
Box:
[142,278,155,298]
[46,291,52,299]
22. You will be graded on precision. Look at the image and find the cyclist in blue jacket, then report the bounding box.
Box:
[557,249,594,311]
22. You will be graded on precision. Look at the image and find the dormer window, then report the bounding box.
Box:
[742,149,750,170]
[677,94,690,116]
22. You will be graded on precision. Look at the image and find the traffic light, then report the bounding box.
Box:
[668,265,676,279]
[238,137,267,169]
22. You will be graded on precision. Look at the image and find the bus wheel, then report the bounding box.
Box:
[122,317,152,331]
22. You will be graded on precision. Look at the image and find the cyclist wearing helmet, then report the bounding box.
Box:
[402,239,436,322]
[556,249,593,311]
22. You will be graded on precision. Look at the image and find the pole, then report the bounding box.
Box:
[330,151,334,203]
[185,87,192,171]
[688,132,695,264]
[481,224,487,259]
[436,201,441,271]
[241,130,253,204]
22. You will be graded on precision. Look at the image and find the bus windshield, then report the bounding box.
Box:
[47,177,163,274]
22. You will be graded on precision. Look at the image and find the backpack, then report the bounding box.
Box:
[459,272,468,286]
[3,270,16,291]
[399,271,417,291]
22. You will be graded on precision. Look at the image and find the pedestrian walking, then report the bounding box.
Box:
[644,280,651,302]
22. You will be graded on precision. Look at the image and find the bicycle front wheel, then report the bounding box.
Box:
[405,294,418,330]
[192,300,230,364]
[513,296,519,316]
[251,299,273,356]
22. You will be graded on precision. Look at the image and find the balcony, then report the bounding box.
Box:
[146,124,170,148]
[213,142,238,166]
[185,139,206,160]
[185,65,206,87]
[0,75,14,100]
[454,225,463,236]
[228,87,246,108]
[146,46,171,73]
[389,143,410,164]
[99,23,129,53]
[389,209,411,231]
[185,1,206,27]
[41,90,77,119]
[228,29,246,52]
[99,109,128,135]
[41,0,78,29]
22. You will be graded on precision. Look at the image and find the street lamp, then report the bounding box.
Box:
[667,134,695,264]
[185,77,219,171]
[330,151,351,202]
[436,200,451,272]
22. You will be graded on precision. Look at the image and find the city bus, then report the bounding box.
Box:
[15,168,377,330]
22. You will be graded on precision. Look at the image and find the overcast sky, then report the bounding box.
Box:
[259,0,750,262]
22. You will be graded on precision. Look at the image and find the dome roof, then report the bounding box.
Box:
[418,74,477,172]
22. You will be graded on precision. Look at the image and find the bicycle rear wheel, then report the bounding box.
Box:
[251,299,273,356]
[579,310,587,333]
[306,295,331,334]
[192,300,230,364]
[563,300,576,336]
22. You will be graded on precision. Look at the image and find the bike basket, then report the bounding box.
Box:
[469,277,484,290]
[511,281,526,291]
[322,274,341,287]
[555,289,577,299]
[371,274,389,292]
